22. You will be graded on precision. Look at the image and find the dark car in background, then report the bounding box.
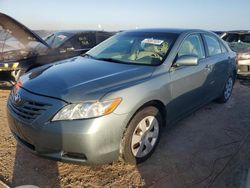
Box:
[0,13,114,85]
[43,30,115,61]
[222,31,250,77]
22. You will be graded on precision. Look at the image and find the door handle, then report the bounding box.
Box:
[205,64,212,72]
[205,64,212,68]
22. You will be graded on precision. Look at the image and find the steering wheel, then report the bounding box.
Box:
[150,52,163,59]
[136,51,162,61]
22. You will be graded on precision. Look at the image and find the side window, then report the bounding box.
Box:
[61,36,79,49]
[178,34,205,59]
[204,35,222,56]
[78,34,95,49]
[220,42,228,53]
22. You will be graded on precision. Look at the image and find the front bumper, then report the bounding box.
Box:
[237,59,250,76]
[7,88,131,164]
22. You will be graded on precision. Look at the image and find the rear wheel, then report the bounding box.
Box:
[120,106,163,164]
[216,76,234,103]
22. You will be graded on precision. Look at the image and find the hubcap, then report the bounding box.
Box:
[131,116,159,158]
[224,77,233,100]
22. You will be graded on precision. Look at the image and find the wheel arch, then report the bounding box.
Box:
[119,99,167,161]
[125,99,167,131]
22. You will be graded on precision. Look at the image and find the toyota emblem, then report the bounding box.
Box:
[14,93,22,105]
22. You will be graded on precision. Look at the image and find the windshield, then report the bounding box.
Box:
[86,32,178,66]
[223,33,250,52]
[45,32,73,48]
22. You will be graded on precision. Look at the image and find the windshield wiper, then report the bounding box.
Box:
[82,53,96,59]
[96,57,126,64]
[82,55,128,64]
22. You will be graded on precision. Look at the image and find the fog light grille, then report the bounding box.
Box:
[62,152,87,160]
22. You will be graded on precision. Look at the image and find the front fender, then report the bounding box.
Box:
[101,72,172,116]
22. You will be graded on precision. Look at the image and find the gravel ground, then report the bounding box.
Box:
[0,80,250,188]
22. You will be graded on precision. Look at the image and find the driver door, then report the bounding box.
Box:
[167,34,211,122]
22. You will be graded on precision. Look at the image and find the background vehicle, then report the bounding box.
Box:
[222,31,250,77]
[0,13,114,85]
[43,30,115,61]
[213,31,225,37]
[7,29,236,165]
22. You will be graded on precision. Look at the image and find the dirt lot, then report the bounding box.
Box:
[0,80,250,188]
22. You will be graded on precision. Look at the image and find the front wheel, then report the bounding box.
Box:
[216,76,234,103]
[120,106,163,164]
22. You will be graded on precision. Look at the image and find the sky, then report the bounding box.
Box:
[0,0,249,31]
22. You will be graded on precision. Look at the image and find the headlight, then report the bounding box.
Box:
[52,98,122,121]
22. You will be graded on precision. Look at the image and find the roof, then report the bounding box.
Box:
[122,28,207,34]
[55,30,113,35]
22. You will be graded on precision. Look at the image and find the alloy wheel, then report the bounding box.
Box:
[224,77,233,100]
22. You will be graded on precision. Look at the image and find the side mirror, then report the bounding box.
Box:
[175,55,199,66]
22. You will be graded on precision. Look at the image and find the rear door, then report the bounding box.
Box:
[167,33,212,122]
[202,34,230,99]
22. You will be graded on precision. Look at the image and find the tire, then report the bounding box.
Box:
[216,76,234,103]
[120,106,163,164]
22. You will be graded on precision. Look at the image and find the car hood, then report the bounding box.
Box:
[0,13,50,48]
[20,56,155,102]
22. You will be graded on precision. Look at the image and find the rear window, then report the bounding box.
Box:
[223,33,250,44]
[223,34,239,43]
[223,33,250,52]
[240,34,250,43]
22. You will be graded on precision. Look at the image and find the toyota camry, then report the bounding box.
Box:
[7,29,236,164]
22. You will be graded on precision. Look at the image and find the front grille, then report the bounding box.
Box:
[8,93,51,122]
